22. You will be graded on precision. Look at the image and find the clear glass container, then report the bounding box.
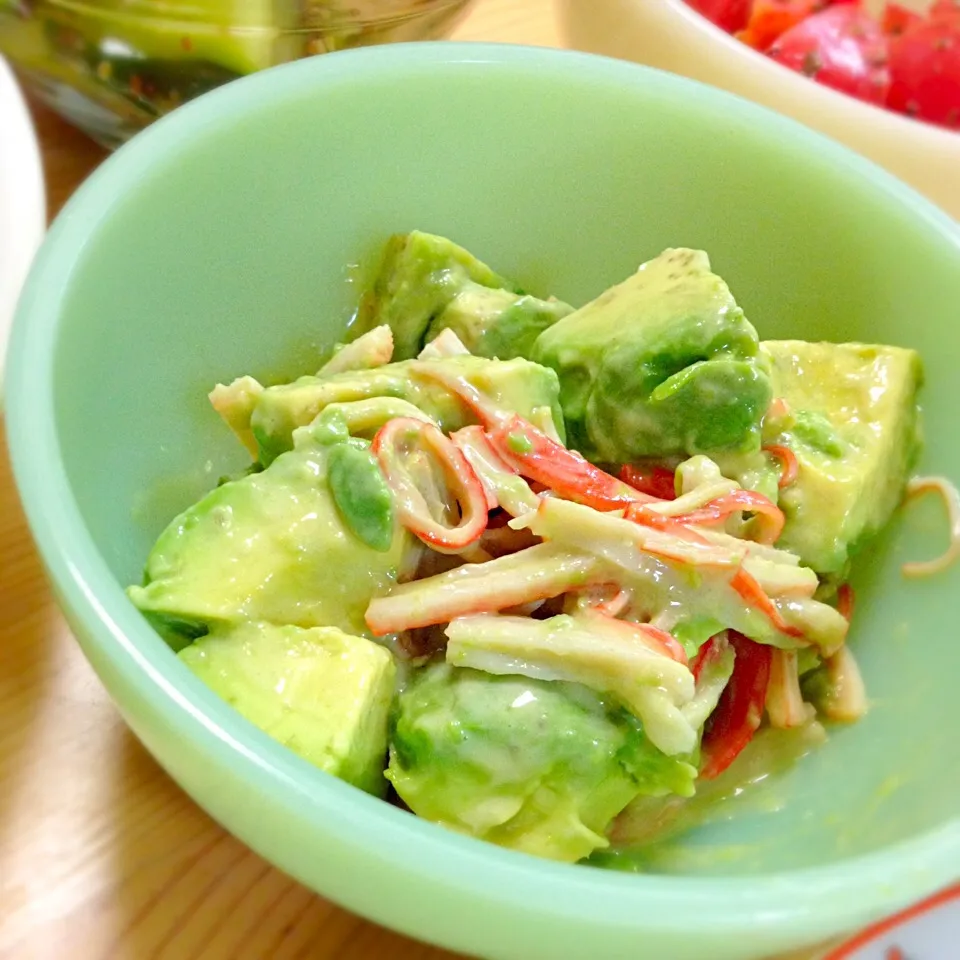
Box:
[0,1,471,147]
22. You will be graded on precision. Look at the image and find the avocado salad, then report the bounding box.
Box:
[127,232,958,866]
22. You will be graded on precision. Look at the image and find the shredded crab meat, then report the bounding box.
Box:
[564,583,630,617]
[418,328,471,359]
[365,543,604,635]
[765,649,814,729]
[593,585,631,618]
[821,646,868,723]
[631,486,786,547]
[644,479,740,517]
[317,324,394,375]
[451,425,540,517]
[763,444,799,489]
[372,417,489,554]
[208,376,263,457]
[901,476,960,577]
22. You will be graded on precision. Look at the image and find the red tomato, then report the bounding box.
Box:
[882,3,924,36]
[700,632,773,780]
[619,463,677,500]
[687,0,753,33]
[768,5,892,105]
[932,0,960,21]
[739,0,824,52]
[888,15,960,128]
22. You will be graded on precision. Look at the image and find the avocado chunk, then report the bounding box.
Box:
[250,355,565,464]
[425,284,574,360]
[180,621,395,795]
[762,340,923,575]
[532,249,772,461]
[360,231,522,360]
[128,437,411,641]
[444,613,697,757]
[387,663,696,863]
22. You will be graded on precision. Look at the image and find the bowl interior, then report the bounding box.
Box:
[8,43,960,953]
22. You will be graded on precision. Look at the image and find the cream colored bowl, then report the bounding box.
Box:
[558,0,960,220]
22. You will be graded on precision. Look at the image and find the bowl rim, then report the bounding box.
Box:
[652,0,960,148]
[6,41,960,947]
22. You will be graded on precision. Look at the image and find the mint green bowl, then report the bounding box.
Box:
[6,43,960,960]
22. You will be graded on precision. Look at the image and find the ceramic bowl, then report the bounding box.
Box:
[6,43,960,960]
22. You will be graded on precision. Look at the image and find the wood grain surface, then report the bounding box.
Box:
[0,1,826,957]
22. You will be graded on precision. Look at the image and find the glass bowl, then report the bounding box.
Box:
[0,0,471,147]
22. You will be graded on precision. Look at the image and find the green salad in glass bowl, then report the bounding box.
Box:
[0,0,471,146]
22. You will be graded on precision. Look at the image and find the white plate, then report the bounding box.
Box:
[0,55,46,403]
[822,884,960,960]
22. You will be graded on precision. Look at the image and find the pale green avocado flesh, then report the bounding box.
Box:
[426,284,574,360]
[360,231,523,360]
[532,248,772,462]
[128,437,411,641]
[180,621,395,796]
[387,663,696,863]
[762,340,922,576]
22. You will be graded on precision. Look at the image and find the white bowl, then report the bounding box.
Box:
[0,55,46,403]
[558,0,960,220]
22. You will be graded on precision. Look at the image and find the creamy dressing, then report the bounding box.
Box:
[598,722,828,870]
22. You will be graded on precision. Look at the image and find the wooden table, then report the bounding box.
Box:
[0,2,823,957]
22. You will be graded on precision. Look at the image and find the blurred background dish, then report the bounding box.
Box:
[0,54,45,404]
[680,0,960,134]
[558,0,960,220]
[820,883,960,959]
[0,0,473,148]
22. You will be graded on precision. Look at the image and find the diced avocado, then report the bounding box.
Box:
[761,340,923,575]
[387,663,696,863]
[128,438,411,640]
[359,232,522,360]
[180,621,395,795]
[326,441,395,553]
[250,355,564,464]
[425,284,574,360]
[444,613,697,757]
[533,249,772,461]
